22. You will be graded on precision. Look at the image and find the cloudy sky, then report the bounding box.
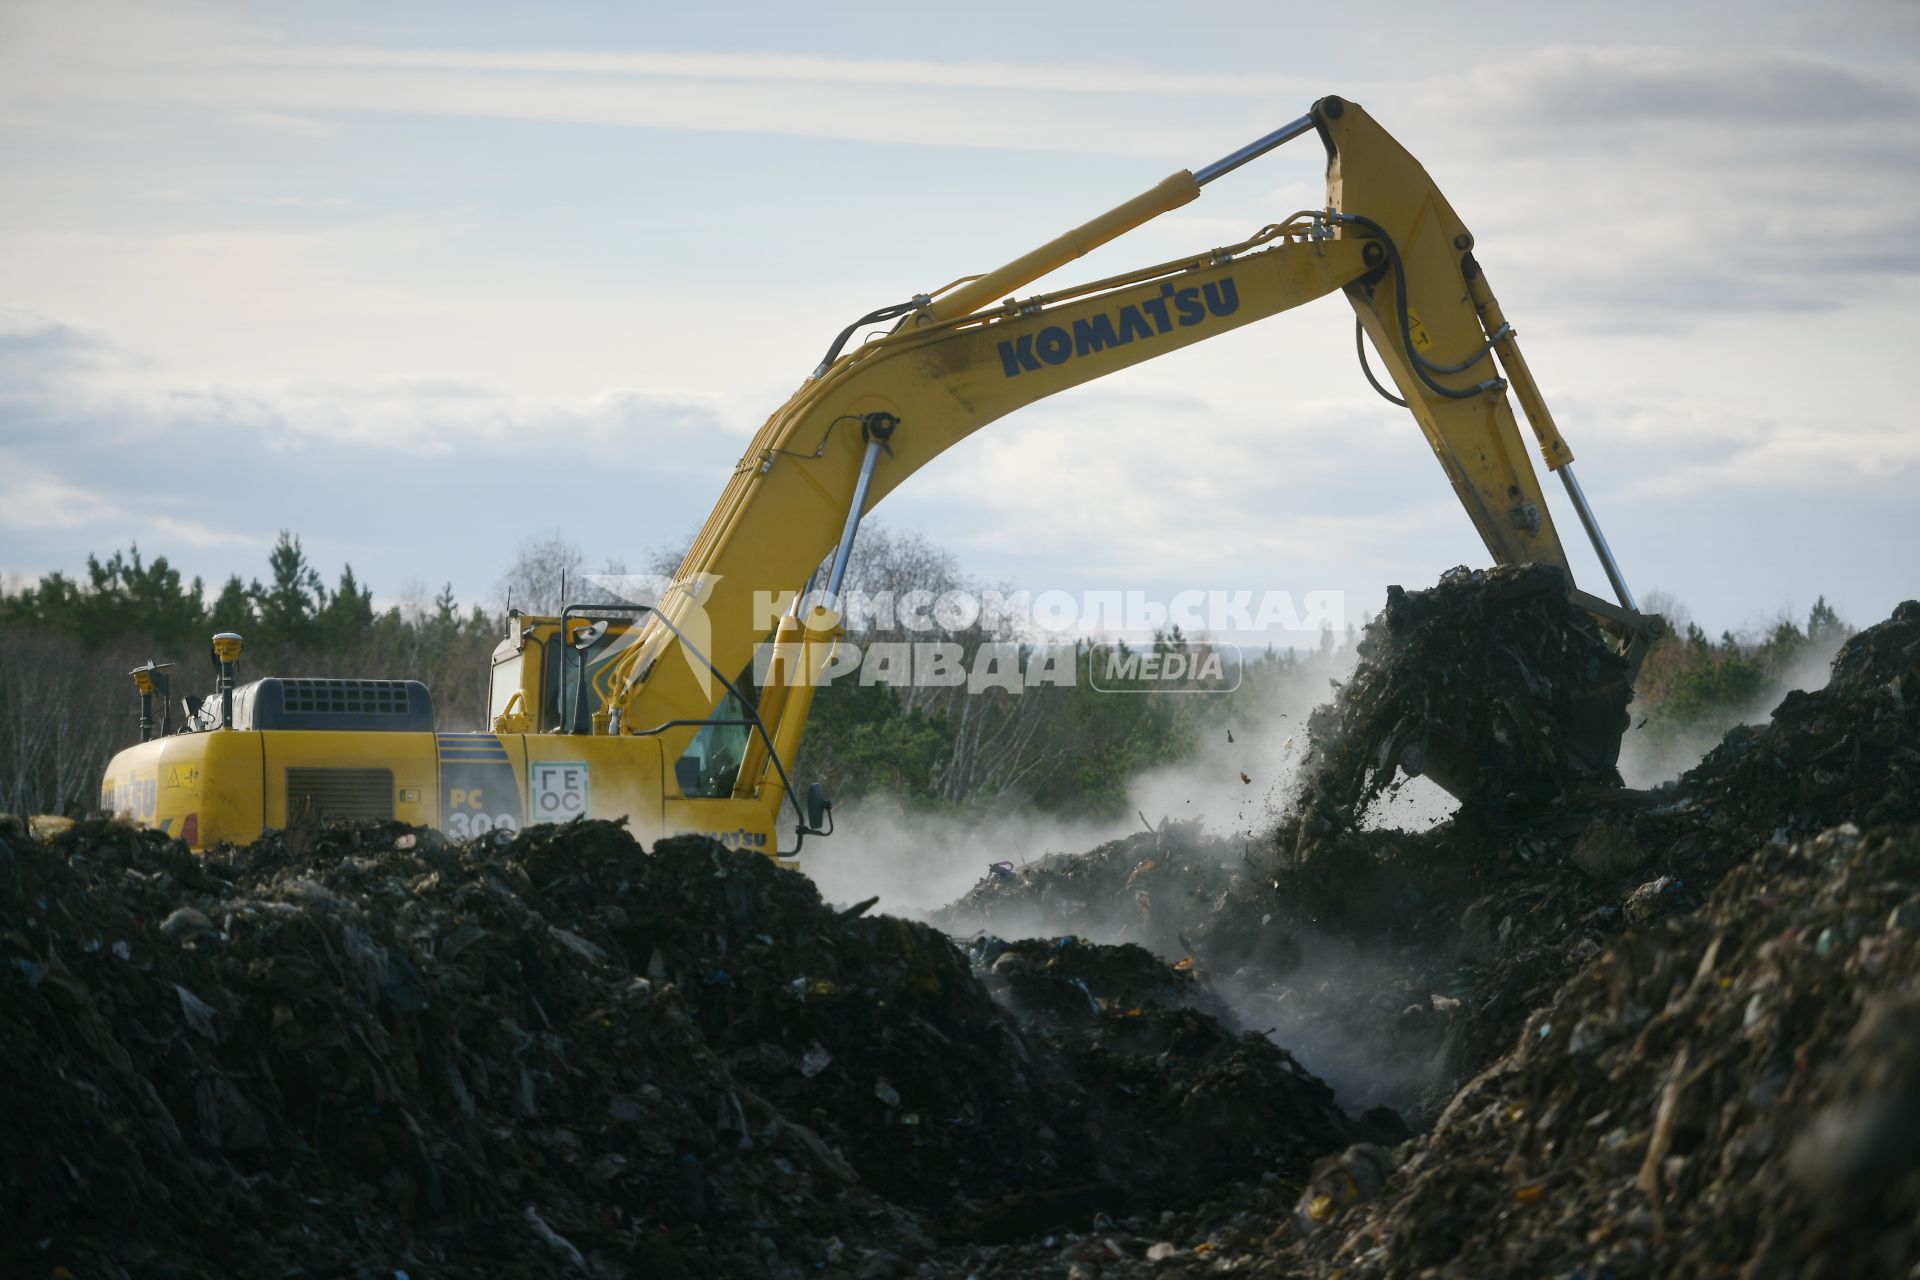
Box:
[2,0,1915,639]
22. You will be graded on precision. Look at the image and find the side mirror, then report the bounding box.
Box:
[806,782,832,832]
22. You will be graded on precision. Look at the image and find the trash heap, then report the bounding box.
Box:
[1684,598,1920,840]
[1282,823,1920,1278]
[922,595,1920,1274]
[943,595,1920,1119]
[933,822,1247,962]
[1,817,1369,1278]
[930,825,1920,1278]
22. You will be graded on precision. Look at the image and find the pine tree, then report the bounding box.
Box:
[317,564,376,646]
[209,575,256,633]
[257,531,328,647]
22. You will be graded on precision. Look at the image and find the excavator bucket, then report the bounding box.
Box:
[1291,564,1633,845]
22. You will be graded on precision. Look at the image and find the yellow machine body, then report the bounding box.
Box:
[99,731,784,854]
[101,611,784,854]
[101,96,1656,858]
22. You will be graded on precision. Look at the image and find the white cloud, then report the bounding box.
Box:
[1626,416,1920,496]
[9,354,746,461]
[229,110,338,139]
[901,382,1484,586]
[1450,45,1918,128]
[0,446,255,548]
[0,6,1315,158]
[0,448,120,531]
[268,47,1299,99]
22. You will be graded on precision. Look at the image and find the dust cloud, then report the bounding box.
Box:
[799,643,1354,914]
[797,610,1848,1119]
[1618,628,1847,788]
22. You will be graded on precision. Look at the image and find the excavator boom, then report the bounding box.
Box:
[607,97,1647,778]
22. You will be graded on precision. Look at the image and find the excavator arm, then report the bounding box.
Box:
[599,95,1655,846]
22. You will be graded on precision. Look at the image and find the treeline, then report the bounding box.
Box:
[1636,594,1850,731]
[0,535,498,814]
[786,528,1342,815]
[0,529,1858,820]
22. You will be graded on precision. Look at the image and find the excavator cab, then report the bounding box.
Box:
[487,608,639,735]
[487,606,767,804]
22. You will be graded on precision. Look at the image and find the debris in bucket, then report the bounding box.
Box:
[1277,562,1632,864]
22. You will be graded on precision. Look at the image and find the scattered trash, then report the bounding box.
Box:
[1291,1142,1393,1237]
[158,905,215,940]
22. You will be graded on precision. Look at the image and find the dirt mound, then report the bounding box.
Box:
[926,825,1920,1279]
[0,817,1366,1277]
[1683,598,1920,841]
[914,594,1920,1275]
[2,819,900,1278]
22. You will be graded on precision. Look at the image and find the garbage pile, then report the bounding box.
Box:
[942,595,1920,1120]
[1280,822,1920,1278]
[933,821,1246,962]
[921,594,1920,1274]
[1684,598,1920,841]
[926,824,1920,1279]
[1,816,1369,1278]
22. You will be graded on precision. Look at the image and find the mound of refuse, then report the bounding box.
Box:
[1684,598,1920,841]
[933,822,1246,962]
[1285,822,1920,1278]
[930,825,1920,1278]
[0,816,1369,1278]
[919,593,1920,1274]
[942,594,1920,1117]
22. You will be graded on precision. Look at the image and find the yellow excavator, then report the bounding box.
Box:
[100,96,1659,858]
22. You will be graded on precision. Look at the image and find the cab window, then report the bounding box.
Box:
[489,650,527,724]
[674,680,758,799]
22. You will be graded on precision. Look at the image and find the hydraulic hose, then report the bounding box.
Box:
[1335,211,1506,402]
